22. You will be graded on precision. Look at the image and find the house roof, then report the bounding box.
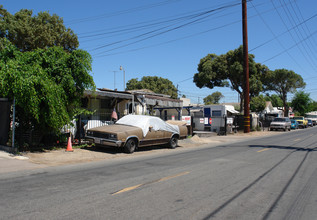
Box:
[84,89,133,100]
[84,89,182,108]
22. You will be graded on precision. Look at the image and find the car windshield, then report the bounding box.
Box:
[305,114,317,118]
[273,118,286,122]
[293,117,303,120]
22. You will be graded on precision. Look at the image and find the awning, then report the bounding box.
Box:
[227,109,239,114]
[84,90,133,100]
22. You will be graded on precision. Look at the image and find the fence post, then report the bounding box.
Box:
[12,97,16,153]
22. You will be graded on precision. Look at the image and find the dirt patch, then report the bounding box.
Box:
[24,130,279,166]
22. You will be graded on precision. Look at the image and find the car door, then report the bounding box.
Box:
[140,126,164,146]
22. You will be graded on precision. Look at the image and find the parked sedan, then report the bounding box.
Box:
[291,119,299,129]
[307,119,313,127]
[85,115,187,153]
[269,117,291,131]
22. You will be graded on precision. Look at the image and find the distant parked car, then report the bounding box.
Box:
[85,115,188,153]
[269,117,291,131]
[292,116,308,128]
[291,119,299,129]
[307,119,313,127]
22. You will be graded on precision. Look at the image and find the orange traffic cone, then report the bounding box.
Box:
[66,136,73,152]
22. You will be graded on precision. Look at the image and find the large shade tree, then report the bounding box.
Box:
[0,5,78,51]
[126,76,178,99]
[203,91,224,105]
[0,39,95,137]
[264,69,305,117]
[0,5,94,146]
[193,46,269,112]
[291,91,311,116]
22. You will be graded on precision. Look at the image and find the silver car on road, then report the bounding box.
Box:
[269,117,291,131]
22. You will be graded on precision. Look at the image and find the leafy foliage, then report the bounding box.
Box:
[0,38,95,135]
[264,94,283,107]
[250,95,266,112]
[193,46,269,111]
[308,101,317,112]
[291,91,311,116]
[0,5,78,51]
[264,69,305,116]
[126,76,178,99]
[203,91,224,105]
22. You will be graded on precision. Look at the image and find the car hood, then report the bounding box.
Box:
[271,121,286,125]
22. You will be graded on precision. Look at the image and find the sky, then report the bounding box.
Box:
[2,0,317,104]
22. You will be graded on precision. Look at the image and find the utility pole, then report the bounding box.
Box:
[119,66,126,91]
[176,84,179,98]
[242,0,250,133]
[110,71,118,90]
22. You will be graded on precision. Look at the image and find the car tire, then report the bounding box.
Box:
[168,136,178,149]
[124,139,137,154]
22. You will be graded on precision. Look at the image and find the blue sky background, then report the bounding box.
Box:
[2,0,317,104]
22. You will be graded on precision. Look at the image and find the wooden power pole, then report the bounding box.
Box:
[242,0,250,133]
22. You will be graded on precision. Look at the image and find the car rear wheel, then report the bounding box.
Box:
[124,139,137,154]
[168,136,178,149]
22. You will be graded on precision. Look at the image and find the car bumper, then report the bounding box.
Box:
[270,125,286,129]
[86,137,123,147]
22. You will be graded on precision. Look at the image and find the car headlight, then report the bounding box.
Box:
[109,134,117,140]
[87,131,93,136]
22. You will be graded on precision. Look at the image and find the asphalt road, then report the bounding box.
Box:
[1,127,317,220]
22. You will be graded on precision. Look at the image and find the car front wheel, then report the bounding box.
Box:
[124,139,137,154]
[168,136,178,149]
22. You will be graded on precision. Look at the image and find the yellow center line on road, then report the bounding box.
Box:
[111,171,190,195]
[294,138,301,141]
[257,148,270,153]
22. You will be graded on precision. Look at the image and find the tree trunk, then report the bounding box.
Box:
[283,94,288,117]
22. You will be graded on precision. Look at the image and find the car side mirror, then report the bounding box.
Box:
[149,126,153,131]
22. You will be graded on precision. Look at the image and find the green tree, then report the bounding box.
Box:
[193,46,269,112]
[291,91,311,116]
[0,5,78,51]
[0,39,95,142]
[264,69,305,117]
[250,95,266,112]
[203,91,224,105]
[308,101,317,111]
[126,76,178,99]
[264,94,283,107]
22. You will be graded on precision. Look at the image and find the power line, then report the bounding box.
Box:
[90,0,296,58]
[91,1,243,55]
[270,0,317,73]
[65,0,183,25]
[249,11,317,52]
[262,29,317,63]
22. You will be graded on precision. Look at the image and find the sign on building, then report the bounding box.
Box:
[182,116,191,125]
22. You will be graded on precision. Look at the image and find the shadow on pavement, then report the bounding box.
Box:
[249,145,317,151]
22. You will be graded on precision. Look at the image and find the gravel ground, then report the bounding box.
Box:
[23,130,280,166]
